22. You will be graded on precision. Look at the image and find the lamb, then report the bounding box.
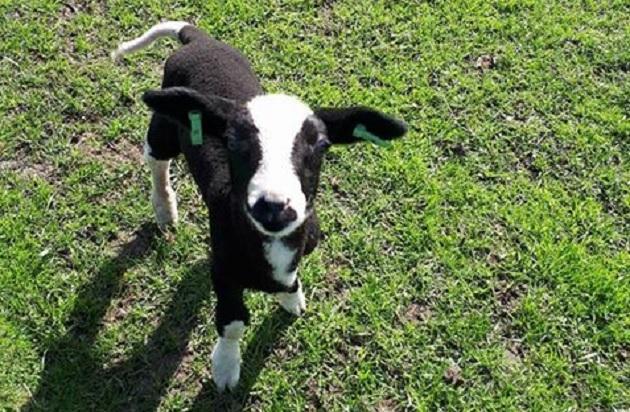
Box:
[113,21,407,391]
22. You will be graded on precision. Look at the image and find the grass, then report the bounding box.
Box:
[1,0,628,410]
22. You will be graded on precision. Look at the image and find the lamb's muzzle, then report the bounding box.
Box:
[248,197,298,233]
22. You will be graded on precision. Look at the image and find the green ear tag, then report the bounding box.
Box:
[352,124,391,148]
[188,111,202,146]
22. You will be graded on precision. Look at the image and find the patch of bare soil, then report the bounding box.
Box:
[376,398,399,412]
[399,302,432,324]
[494,279,527,316]
[475,54,498,71]
[0,159,56,181]
[443,363,464,386]
[73,132,143,166]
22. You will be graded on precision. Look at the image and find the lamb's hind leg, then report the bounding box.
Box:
[145,145,178,228]
[144,115,180,229]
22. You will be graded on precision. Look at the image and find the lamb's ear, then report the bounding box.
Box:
[142,87,234,134]
[314,107,407,145]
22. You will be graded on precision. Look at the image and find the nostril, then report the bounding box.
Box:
[283,207,297,222]
[250,197,297,231]
[252,198,285,216]
[267,201,285,214]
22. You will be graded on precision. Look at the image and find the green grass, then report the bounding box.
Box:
[1,0,628,410]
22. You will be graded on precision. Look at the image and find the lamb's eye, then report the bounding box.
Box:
[227,137,238,151]
[227,130,250,152]
[314,136,331,152]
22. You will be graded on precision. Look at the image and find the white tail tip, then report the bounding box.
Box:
[112,21,190,61]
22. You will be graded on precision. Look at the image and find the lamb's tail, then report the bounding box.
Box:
[111,21,191,61]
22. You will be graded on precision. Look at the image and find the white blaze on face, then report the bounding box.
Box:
[246,94,312,236]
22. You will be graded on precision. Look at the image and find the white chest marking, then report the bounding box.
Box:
[264,240,297,286]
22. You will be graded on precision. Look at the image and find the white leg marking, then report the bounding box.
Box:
[212,320,244,392]
[277,280,306,316]
[144,143,178,228]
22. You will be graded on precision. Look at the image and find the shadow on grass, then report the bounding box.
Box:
[23,223,295,411]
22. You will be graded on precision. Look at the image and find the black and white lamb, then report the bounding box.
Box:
[113,21,407,391]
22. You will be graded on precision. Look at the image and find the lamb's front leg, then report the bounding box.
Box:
[212,284,248,392]
[277,278,306,316]
[144,142,178,229]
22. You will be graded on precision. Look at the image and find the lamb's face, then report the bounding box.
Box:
[226,95,330,237]
[142,87,407,237]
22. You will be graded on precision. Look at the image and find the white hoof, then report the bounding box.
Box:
[211,338,241,392]
[277,283,306,316]
[152,188,178,229]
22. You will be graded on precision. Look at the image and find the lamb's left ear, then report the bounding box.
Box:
[314,107,407,145]
[142,87,235,136]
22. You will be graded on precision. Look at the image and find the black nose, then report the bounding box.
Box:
[249,198,297,232]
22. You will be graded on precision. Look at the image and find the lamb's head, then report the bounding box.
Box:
[143,87,407,237]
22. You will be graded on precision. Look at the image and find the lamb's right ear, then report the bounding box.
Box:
[314,107,407,145]
[142,87,234,133]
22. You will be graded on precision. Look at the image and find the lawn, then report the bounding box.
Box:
[1,0,628,410]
